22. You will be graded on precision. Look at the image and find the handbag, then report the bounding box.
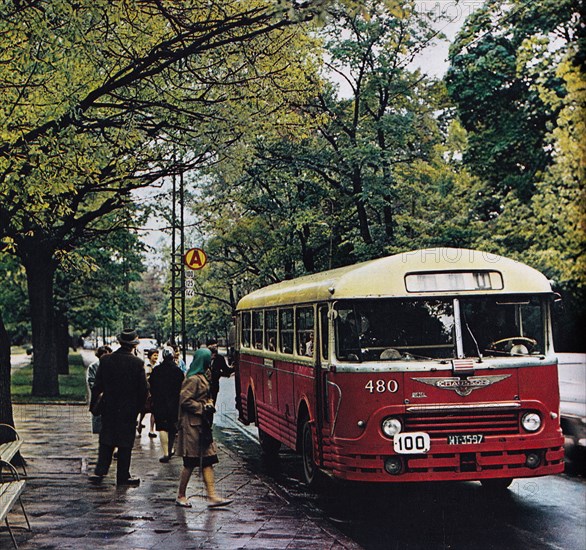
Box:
[90,391,104,416]
[199,414,213,448]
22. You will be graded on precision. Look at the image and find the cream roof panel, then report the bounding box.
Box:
[236,248,553,310]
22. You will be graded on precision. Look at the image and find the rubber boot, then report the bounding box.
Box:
[203,466,232,508]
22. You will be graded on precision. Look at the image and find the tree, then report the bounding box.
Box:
[0,313,17,445]
[446,0,584,349]
[446,0,581,221]
[191,0,477,296]
[56,221,147,372]
[480,52,585,350]
[0,254,30,346]
[134,268,167,344]
[0,0,321,396]
[0,256,28,446]
[304,0,448,259]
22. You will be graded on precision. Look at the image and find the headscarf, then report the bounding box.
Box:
[186,347,212,377]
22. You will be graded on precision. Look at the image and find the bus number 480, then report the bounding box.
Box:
[365,379,399,393]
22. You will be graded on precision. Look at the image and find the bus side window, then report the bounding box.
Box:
[252,311,263,350]
[319,305,329,361]
[296,306,314,357]
[279,308,294,354]
[265,310,277,351]
[241,312,251,348]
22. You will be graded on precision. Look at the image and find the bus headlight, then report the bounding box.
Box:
[521,412,542,432]
[381,417,402,438]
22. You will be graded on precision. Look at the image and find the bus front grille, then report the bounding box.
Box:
[404,410,519,436]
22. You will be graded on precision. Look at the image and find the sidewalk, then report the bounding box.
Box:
[6,384,361,548]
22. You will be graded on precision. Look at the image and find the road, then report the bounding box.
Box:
[214,376,586,550]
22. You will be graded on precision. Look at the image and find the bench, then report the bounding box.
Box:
[0,460,30,549]
[0,425,27,477]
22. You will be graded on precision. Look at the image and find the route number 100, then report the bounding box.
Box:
[365,379,399,393]
[393,432,431,454]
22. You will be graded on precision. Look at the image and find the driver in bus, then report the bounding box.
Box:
[338,311,360,359]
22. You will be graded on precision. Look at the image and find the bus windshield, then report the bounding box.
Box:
[335,296,546,362]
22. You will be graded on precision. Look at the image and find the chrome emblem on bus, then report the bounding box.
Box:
[413,375,511,397]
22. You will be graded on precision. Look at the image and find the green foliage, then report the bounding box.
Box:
[187,0,476,307]
[446,0,581,220]
[56,222,147,335]
[0,0,322,256]
[134,268,167,342]
[0,254,30,344]
[0,0,325,394]
[447,0,584,349]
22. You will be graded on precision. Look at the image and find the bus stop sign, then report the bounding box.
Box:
[184,248,207,270]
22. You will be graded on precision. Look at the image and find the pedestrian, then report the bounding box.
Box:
[86,345,112,434]
[173,344,188,374]
[175,345,232,508]
[138,348,158,438]
[149,348,184,463]
[89,329,148,487]
[209,342,234,404]
[305,332,314,357]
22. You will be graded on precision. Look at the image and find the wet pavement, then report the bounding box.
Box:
[4,362,360,549]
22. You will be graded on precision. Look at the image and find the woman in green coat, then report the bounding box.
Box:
[175,346,232,508]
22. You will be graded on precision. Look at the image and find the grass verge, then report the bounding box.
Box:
[11,352,87,403]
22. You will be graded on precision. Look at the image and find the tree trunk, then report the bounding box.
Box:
[377,126,394,242]
[229,285,236,313]
[0,310,16,443]
[298,226,316,273]
[351,171,373,246]
[383,203,394,241]
[56,310,70,375]
[22,248,59,397]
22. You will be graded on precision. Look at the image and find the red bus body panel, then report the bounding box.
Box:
[239,353,564,483]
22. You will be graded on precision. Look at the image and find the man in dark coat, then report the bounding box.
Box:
[149,348,184,462]
[89,329,148,486]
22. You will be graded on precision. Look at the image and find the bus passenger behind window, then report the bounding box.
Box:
[305,333,314,356]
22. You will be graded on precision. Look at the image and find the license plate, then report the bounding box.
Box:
[447,434,484,445]
[393,432,430,454]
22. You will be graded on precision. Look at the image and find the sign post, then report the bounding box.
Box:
[184,248,206,302]
[184,247,207,271]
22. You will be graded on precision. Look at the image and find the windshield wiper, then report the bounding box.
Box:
[463,310,483,363]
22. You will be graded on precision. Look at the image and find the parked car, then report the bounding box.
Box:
[135,338,157,360]
[558,353,586,473]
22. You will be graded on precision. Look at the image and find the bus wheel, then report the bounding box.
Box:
[259,427,281,457]
[301,420,320,488]
[480,478,513,491]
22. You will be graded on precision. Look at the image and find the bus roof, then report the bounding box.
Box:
[236,248,553,310]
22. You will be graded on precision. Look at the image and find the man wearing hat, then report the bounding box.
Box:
[89,329,148,486]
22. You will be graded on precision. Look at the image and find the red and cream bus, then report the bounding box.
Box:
[235,248,565,489]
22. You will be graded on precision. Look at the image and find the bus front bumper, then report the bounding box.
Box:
[325,434,565,483]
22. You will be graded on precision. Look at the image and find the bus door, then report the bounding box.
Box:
[253,310,277,412]
[315,304,331,464]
